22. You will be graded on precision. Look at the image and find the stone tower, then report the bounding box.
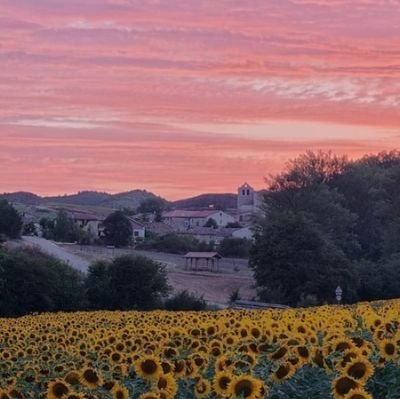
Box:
[237,182,255,211]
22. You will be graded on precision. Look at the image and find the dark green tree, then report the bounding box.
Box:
[85,255,170,310]
[0,200,23,239]
[204,218,218,228]
[218,237,252,258]
[137,198,167,222]
[53,210,79,242]
[103,211,133,247]
[0,247,86,317]
[250,212,358,306]
[165,290,207,311]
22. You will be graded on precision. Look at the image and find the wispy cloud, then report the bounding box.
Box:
[0,0,399,197]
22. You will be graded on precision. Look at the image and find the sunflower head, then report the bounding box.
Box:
[47,381,71,399]
[343,388,374,399]
[332,376,359,398]
[228,375,263,399]
[135,355,162,380]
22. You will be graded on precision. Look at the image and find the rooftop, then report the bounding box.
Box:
[184,252,222,259]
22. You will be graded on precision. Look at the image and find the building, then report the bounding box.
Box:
[127,218,146,240]
[236,183,263,225]
[68,210,104,239]
[162,209,235,230]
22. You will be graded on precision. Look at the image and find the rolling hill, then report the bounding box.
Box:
[171,193,237,210]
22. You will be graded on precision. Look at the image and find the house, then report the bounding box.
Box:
[143,221,175,236]
[178,227,231,246]
[231,227,253,240]
[162,209,235,230]
[68,210,105,239]
[127,218,146,241]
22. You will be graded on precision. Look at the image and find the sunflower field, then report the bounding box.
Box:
[1,300,400,399]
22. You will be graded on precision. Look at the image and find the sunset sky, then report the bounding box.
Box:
[1,0,399,200]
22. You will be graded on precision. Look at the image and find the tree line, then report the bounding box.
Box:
[250,150,400,306]
[0,247,206,317]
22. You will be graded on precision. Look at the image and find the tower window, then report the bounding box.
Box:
[242,189,245,195]
[246,189,250,195]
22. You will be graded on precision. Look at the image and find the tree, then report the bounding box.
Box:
[204,218,218,228]
[53,210,79,242]
[226,221,242,228]
[23,222,36,236]
[0,200,23,239]
[165,290,207,311]
[137,198,167,222]
[85,255,170,310]
[250,212,358,306]
[103,211,133,247]
[0,247,86,317]
[218,237,252,258]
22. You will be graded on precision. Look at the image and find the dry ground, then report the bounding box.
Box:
[61,244,256,307]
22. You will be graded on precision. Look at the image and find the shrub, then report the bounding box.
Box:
[0,200,23,239]
[164,290,207,311]
[86,255,170,310]
[218,237,252,258]
[0,247,86,317]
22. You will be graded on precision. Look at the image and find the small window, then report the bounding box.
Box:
[242,189,245,195]
[134,231,139,237]
[247,189,250,195]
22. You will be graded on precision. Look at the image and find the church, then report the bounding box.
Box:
[236,182,263,224]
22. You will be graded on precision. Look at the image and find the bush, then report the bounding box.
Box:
[0,200,23,239]
[103,211,133,247]
[164,290,207,311]
[86,255,170,310]
[218,237,252,258]
[137,233,214,254]
[0,247,86,317]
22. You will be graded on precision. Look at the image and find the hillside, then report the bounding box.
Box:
[0,191,43,205]
[2,189,166,211]
[172,193,237,210]
[44,191,112,206]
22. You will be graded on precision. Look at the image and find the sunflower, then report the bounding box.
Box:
[112,385,129,399]
[344,358,374,384]
[138,393,160,399]
[47,381,71,399]
[194,378,211,398]
[379,339,397,361]
[332,376,359,399]
[173,359,186,377]
[64,371,80,386]
[270,362,296,383]
[0,391,11,399]
[213,371,233,397]
[135,356,162,380]
[156,373,178,397]
[79,368,103,388]
[228,375,263,399]
[343,388,373,399]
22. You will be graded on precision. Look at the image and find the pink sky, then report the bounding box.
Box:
[1,0,399,200]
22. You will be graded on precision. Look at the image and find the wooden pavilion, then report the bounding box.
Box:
[184,252,222,272]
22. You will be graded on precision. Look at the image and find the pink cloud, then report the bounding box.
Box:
[0,1,399,198]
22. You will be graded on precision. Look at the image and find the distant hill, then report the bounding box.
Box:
[2,189,166,211]
[46,190,165,210]
[172,193,237,210]
[44,191,112,206]
[0,191,43,205]
[2,190,240,211]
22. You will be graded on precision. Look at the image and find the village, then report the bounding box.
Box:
[19,183,261,248]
